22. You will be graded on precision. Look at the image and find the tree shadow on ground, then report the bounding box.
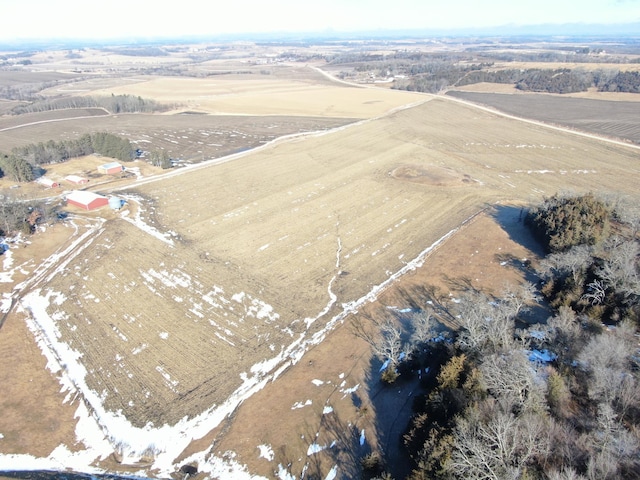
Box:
[490,204,546,259]
[362,356,422,480]
[491,204,554,325]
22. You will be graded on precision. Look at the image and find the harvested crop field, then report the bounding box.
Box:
[446,90,640,144]
[11,93,639,474]
[0,112,354,161]
[78,74,427,117]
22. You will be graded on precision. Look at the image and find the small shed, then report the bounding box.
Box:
[66,191,109,211]
[98,162,124,175]
[65,175,89,185]
[36,177,59,188]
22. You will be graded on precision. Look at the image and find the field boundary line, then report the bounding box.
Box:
[0,108,110,132]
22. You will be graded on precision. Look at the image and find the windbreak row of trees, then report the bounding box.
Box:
[0,132,134,182]
[359,193,640,480]
[9,93,167,115]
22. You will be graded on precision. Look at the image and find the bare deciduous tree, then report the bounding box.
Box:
[546,468,587,480]
[538,245,593,284]
[375,320,405,367]
[577,321,638,406]
[480,350,544,413]
[455,288,526,354]
[447,400,548,480]
[584,403,640,480]
[501,281,540,319]
[351,316,407,369]
[407,307,441,354]
[597,238,640,304]
[582,279,606,306]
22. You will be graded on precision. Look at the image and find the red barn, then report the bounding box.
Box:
[98,162,124,175]
[65,175,89,185]
[36,177,59,188]
[66,191,109,210]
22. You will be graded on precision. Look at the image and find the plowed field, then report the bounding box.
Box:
[447,90,640,144]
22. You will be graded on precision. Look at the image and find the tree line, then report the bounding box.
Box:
[326,48,640,94]
[9,93,168,115]
[0,132,135,182]
[393,67,640,94]
[357,193,640,480]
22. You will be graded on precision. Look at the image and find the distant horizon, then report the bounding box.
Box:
[1,0,639,46]
[1,20,639,51]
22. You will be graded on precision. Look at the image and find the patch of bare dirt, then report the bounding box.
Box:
[390,164,472,186]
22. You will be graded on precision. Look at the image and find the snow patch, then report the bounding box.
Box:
[325,465,338,480]
[258,444,274,461]
[292,400,312,410]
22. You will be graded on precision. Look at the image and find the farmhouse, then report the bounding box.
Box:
[36,177,59,188]
[66,191,109,210]
[98,162,124,175]
[65,175,89,185]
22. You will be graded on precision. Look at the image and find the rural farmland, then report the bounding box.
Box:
[1,38,640,479]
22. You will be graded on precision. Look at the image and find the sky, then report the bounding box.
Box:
[1,0,639,41]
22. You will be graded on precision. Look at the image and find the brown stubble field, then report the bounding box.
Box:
[0,112,355,162]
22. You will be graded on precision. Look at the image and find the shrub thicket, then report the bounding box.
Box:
[525,193,611,253]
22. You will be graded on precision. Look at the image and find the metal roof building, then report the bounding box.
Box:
[66,191,109,210]
[98,162,124,175]
[65,175,89,185]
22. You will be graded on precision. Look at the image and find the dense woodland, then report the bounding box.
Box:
[361,194,640,480]
[0,132,135,182]
[392,67,640,94]
[328,49,640,94]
